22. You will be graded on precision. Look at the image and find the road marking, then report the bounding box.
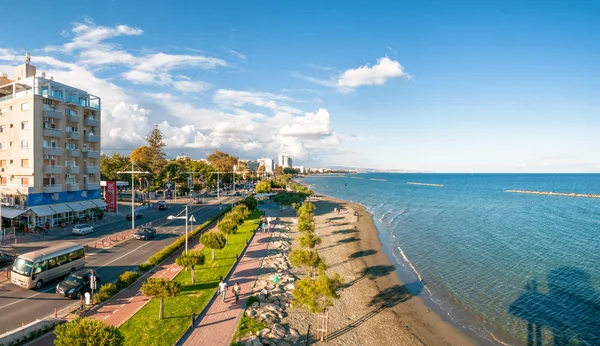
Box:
[120,304,125,308]
[128,297,134,302]
[104,315,110,320]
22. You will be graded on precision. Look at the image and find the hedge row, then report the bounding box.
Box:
[93,271,141,304]
[142,207,232,270]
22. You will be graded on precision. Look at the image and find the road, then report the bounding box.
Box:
[0,197,238,335]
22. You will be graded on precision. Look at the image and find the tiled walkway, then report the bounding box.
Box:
[180,229,271,345]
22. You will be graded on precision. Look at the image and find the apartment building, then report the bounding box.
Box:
[257,158,274,174]
[0,56,105,227]
[278,153,292,168]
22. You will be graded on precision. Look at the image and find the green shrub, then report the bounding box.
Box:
[117,271,140,289]
[246,295,260,307]
[54,317,124,346]
[139,263,153,272]
[232,314,268,341]
[241,196,257,210]
[93,283,119,303]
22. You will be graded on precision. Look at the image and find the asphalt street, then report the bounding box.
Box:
[0,197,238,334]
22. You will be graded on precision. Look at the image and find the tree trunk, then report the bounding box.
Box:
[191,267,195,284]
[159,298,164,319]
[212,249,215,260]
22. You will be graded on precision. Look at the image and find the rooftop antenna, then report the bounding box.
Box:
[25,44,31,65]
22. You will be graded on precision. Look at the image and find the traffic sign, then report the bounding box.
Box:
[189,215,196,223]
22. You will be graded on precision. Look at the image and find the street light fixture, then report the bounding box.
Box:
[117,160,150,231]
[167,205,196,253]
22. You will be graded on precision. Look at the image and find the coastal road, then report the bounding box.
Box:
[0,198,237,335]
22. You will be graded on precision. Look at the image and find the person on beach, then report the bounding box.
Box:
[218,279,228,302]
[267,216,272,225]
[261,286,270,301]
[334,207,337,214]
[232,282,241,303]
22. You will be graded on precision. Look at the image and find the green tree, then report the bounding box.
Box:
[145,126,168,177]
[274,165,284,176]
[207,150,238,184]
[241,196,258,210]
[218,218,238,240]
[226,211,245,226]
[140,278,182,319]
[100,153,131,182]
[298,232,322,249]
[283,167,299,175]
[200,232,227,260]
[255,181,272,193]
[298,201,316,215]
[289,249,327,277]
[233,204,251,218]
[292,271,344,313]
[175,250,205,284]
[129,146,154,173]
[54,317,124,346]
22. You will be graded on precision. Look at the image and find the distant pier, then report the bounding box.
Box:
[505,189,600,199]
[407,182,444,187]
[371,178,388,182]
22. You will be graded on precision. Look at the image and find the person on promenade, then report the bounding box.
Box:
[218,279,228,302]
[42,224,48,235]
[232,282,241,303]
[267,216,272,226]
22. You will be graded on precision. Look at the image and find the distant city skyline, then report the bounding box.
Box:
[1,1,598,173]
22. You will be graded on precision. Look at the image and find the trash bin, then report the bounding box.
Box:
[85,292,91,305]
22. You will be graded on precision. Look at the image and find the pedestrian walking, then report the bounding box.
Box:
[42,224,48,235]
[232,282,241,303]
[334,207,337,214]
[218,279,228,302]
[267,216,272,225]
[261,222,267,233]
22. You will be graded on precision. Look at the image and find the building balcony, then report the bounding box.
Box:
[43,165,63,174]
[43,184,63,193]
[83,103,101,111]
[84,118,100,127]
[66,97,79,105]
[43,128,63,138]
[83,150,100,159]
[66,132,80,140]
[66,114,80,123]
[84,166,100,174]
[67,149,80,157]
[67,166,80,174]
[43,147,62,156]
[43,110,63,120]
[65,183,80,192]
[85,134,99,142]
[84,182,100,190]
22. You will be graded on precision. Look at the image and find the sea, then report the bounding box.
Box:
[300,173,600,346]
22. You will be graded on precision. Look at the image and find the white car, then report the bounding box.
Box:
[72,224,94,235]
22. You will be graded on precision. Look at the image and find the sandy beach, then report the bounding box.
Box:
[296,195,477,345]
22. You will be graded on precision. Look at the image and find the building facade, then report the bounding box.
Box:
[278,153,292,168]
[0,57,105,227]
[257,158,274,174]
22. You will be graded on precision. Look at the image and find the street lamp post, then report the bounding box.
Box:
[117,160,150,231]
[167,205,195,253]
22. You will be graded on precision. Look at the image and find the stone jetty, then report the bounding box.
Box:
[505,189,600,199]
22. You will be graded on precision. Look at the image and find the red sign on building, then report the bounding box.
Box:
[105,181,118,212]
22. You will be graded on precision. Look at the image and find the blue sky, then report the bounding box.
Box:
[1,0,599,172]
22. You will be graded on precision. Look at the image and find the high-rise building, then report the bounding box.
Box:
[278,153,292,168]
[257,158,274,174]
[0,56,104,227]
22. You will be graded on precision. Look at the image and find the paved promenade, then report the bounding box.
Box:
[179,228,271,345]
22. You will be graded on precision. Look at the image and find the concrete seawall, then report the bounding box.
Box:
[505,189,600,199]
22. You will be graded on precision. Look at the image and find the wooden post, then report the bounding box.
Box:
[316,310,329,342]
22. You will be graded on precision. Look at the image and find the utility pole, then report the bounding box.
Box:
[117,161,150,231]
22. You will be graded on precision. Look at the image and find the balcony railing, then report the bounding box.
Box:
[84,182,100,190]
[83,150,100,159]
[43,184,63,193]
[65,183,80,192]
[66,114,80,123]
[67,166,80,174]
[84,118,100,127]
[43,165,63,174]
[66,132,80,140]
[85,134,99,142]
[43,110,63,120]
[84,103,101,111]
[43,147,62,156]
[66,96,79,105]
[84,166,100,174]
[67,149,80,157]
[43,128,63,138]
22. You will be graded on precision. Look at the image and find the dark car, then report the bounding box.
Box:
[0,252,16,267]
[56,269,101,299]
[126,212,143,220]
[157,201,168,210]
[134,228,156,240]
[234,191,242,196]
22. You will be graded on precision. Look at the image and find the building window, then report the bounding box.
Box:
[21,140,29,149]
[65,109,78,116]
[0,177,6,186]
[21,159,29,168]
[0,107,6,115]
[0,143,6,150]
[21,178,29,186]
[0,160,6,167]
[0,125,6,133]
[21,121,29,130]
[65,143,77,150]
[21,103,29,111]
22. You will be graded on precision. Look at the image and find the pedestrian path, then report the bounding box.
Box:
[180,228,271,345]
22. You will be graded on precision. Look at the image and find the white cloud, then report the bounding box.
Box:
[224,49,247,60]
[45,20,143,53]
[214,89,303,114]
[172,80,212,93]
[337,56,408,89]
[279,108,332,138]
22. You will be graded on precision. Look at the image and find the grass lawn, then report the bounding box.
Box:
[119,210,262,346]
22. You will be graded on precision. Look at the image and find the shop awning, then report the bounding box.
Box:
[92,199,107,208]
[79,200,97,209]
[66,202,86,212]
[48,203,72,214]
[29,205,55,216]
[1,207,27,219]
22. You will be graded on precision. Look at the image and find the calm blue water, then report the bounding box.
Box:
[301,174,600,346]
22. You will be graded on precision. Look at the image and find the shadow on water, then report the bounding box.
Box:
[509,267,600,346]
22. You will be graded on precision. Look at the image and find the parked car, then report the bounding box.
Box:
[194,198,204,204]
[234,191,242,196]
[0,252,16,266]
[72,224,94,235]
[157,201,168,210]
[126,212,143,220]
[134,228,156,240]
[56,268,101,299]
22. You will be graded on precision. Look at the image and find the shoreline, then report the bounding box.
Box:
[308,194,481,345]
